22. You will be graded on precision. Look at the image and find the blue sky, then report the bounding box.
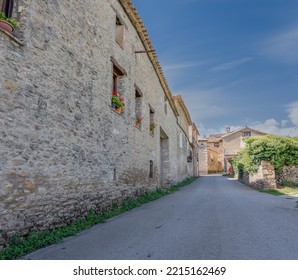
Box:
[131,0,298,137]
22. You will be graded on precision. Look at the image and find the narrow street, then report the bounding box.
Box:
[23,175,298,260]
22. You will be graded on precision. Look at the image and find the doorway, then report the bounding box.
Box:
[160,127,169,188]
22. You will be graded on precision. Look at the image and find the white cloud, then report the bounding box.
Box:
[246,119,296,137]
[287,101,298,126]
[181,87,238,122]
[281,120,289,127]
[205,119,296,137]
[210,57,254,72]
[260,25,298,64]
[163,61,206,71]
[197,123,218,138]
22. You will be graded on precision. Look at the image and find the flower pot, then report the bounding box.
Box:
[0,20,14,33]
[115,107,122,113]
[135,122,140,127]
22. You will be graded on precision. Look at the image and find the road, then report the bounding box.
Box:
[23,175,298,260]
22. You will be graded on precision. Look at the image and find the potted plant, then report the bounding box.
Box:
[119,97,125,112]
[0,12,18,33]
[135,114,143,127]
[150,122,157,132]
[111,94,123,113]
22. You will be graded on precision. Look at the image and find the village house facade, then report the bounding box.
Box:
[0,0,200,248]
[173,95,199,180]
[198,127,267,174]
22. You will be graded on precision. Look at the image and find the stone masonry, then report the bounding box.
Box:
[277,166,298,185]
[240,161,277,189]
[0,0,199,248]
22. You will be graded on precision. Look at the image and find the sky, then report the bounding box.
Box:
[131,0,298,137]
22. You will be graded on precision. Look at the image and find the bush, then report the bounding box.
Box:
[231,135,298,174]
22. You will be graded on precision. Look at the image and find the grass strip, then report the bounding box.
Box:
[259,189,285,196]
[259,186,298,196]
[0,177,196,260]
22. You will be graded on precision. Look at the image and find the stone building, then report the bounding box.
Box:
[0,0,199,248]
[191,122,200,177]
[198,138,208,175]
[198,127,267,174]
[172,95,200,179]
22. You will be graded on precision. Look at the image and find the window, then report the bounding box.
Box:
[179,132,183,148]
[113,169,117,181]
[164,96,168,115]
[243,131,251,137]
[149,106,155,136]
[1,0,14,17]
[135,86,143,128]
[187,150,193,162]
[214,142,219,148]
[111,57,127,113]
[115,16,124,48]
[149,160,154,178]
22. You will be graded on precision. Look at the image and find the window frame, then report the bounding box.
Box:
[135,85,143,128]
[242,131,252,137]
[110,57,127,113]
[115,16,124,48]
[149,105,155,136]
[1,0,14,18]
[149,160,154,178]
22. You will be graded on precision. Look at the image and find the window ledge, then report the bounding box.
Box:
[0,29,24,46]
[110,106,124,116]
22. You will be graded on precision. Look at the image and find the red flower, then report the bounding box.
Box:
[120,98,125,107]
[113,91,118,97]
[136,114,143,123]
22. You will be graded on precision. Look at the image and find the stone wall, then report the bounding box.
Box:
[0,0,197,248]
[207,148,223,174]
[277,166,298,185]
[198,140,208,175]
[240,161,276,189]
[237,161,298,189]
[173,97,195,179]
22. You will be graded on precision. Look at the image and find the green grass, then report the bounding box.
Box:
[259,189,285,196]
[259,186,298,197]
[281,180,298,188]
[0,177,196,260]
[259,179,298,196]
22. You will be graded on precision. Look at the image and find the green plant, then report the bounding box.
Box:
[281,180,298,188]
[150,122,156,131]
[259,189,284,196]
[231,136,298,175]
[111,95,123,108]
[0,177,196,260]
[0,12,19,30]
[136,114,143,124]
[259,187,298,196]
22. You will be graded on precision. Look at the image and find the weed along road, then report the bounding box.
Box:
[23,175,298,260]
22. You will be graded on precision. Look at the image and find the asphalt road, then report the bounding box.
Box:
[23,175,298,260]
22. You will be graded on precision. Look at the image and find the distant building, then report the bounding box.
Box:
[198,127,267,174]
